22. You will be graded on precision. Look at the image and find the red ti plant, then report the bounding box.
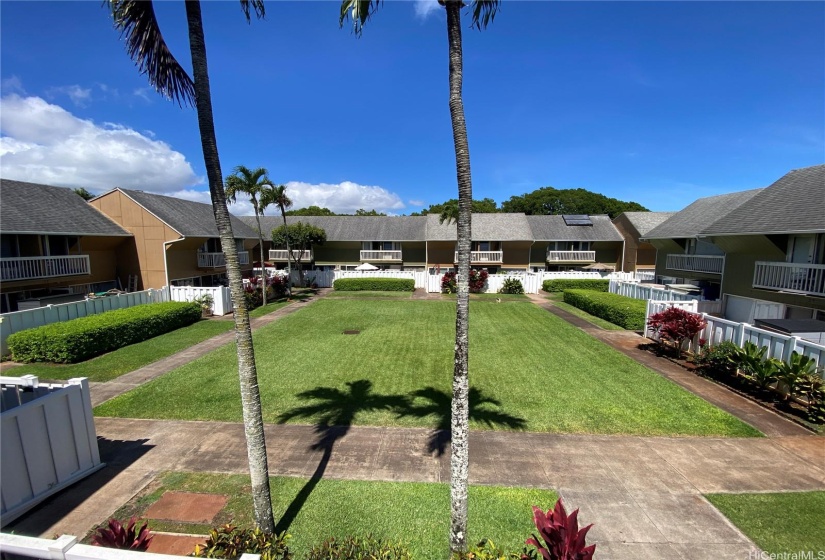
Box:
[525,500,595,560]
[647,306,707,357]
[91,517,153,551]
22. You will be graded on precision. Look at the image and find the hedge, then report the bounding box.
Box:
[332,278,415,292]
[562,289,647,330]
[7,302,202,364]
[542,279,609,293]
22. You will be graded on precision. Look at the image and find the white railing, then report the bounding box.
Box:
[197,252,249,268]
[666,254,725,274]
[169,286,233,316]
[269,249,312,261]
[454,251,504,263]
[644,301,825,373]
[546,250,596,262]
[0,255,91,282]
[0,289,169,356]
[1,376,103,524]
[360,250,403,261]
[610,279,699,302]
[0,533,260,560]
[753,261,825,297]
[634,270,656,282]
[540,271,604,280]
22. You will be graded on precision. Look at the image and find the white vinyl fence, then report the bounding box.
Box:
[0,289,169,356]
[0,533,259,560]
[1,376,103,525]
[169,285,233,315]
[332,270,429,289]
[644,300,825,374]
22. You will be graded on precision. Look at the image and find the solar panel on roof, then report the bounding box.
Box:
[562,214,593,226]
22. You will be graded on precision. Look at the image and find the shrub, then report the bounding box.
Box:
[442,270,489,294]
[798,374,825,424]
[306,535,411,560]
[694,341,739,377]
[562,290,646,330]
[775,352,821,401]
[499,278,525,295]
[525,500,596,560]
[452,539,534,560]
[7,302,201,363]
[646,306,707,356]
[542,280,608,293]
[193,294,214,314]
[193,524,291,560]
[333,278,415,292]
[91,517,153,551]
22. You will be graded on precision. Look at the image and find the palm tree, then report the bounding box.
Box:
[260,184,293,291]
[339,0,500,553]
[226,165,274,306]
[106,0,276,532]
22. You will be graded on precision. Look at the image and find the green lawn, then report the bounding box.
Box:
[249,300,291,318]
[706,492,825,554]
[11,319,233,382]
[107,472,555,559]
[96,299,758,436]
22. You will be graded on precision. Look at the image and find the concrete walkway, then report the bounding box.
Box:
[7,290,825,560]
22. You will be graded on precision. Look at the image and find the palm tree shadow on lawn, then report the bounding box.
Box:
[273,380,525,533]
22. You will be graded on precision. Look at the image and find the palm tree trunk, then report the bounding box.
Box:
[184,0,275,533]
[280,206,292,294]
[254,209,268,306]
[445,0,471,554]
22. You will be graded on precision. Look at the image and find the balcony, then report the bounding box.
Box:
[455,251,504,264]
[197,251,249,268]
[546,250,596,263]
[360,250,402,261]
[269,249,313,262]
[753,262,825,297]
[0,255,90,282]
[666,254,725,275]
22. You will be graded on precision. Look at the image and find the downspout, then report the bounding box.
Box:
[163,236,187,291]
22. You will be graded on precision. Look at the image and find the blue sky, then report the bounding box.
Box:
[1,1,823,216]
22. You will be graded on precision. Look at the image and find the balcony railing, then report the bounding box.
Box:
[360,250,402,261]
[546,250,596,262]
[666,254,725,274]
[753,261,825,297]
[455,251,504,263]
[0,255,90,282]
[269,249,312,261]
[198,251,249,268]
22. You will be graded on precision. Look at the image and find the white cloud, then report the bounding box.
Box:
[0,94,201,193]
[408,199,426,207]
[133,88,153,103]
[1,75,26,95]
[167,188,257,218]
[414,0,440,19]
[263,180,406,215]
[46,85,92,107]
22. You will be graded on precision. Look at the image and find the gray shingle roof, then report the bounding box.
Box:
[643,188,764,239]
[526,215,623,242]
[702,165,825,235]
[117,189,258,239]
[425,213,534,241]
[618,212,676,236]
[0,179,131,236]
[244,215,428,241]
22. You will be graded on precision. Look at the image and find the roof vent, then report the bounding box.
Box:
[562,214,592,226]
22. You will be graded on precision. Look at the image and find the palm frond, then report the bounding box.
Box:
[339,0,382,36]
[469,0,500,30]
[107,0,195,107]
[239,0,266,22]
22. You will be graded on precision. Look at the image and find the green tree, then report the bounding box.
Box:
[501,187,648,218]
[411,197,498,216]
[261,184,293,293]
[285,205,338,216]
[225,165,273,306]
[106,0,276,532]
[354,208,386,216]
[339,0,500,553]
[271,222,326,287]
[73,187,94,201]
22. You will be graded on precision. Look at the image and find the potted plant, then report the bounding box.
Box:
[193,294,214,317]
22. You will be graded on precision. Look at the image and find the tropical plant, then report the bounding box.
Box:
[646,306,707,357]
[106,0,276,531]
[746,357,781,391]
[271,222,326,287]
[305,535,411,560]
[732,342,768,378]
[91,517,153,551]
[193,293,215,314]
[340,0,500,552]
[468,269,489,293]
[693,341,739,378]
[499,278,525,295]
[225,165,274,306]
[261,184,293,295]
[525,500,596,560]
[451,539,533,560]
[797,373,825,424]
[442,271,458,294]
[775,352,821,401]
[193,524,291,560]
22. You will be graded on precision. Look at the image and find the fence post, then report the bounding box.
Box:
[47,535,77,560]
[68,377,101,466]
[644,300,652,339]
[783,336,800,363]
[736,323,748,347]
